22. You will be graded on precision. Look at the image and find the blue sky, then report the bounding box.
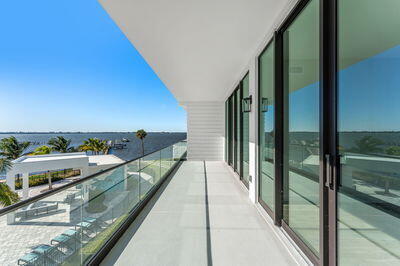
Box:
[0,0,186,132]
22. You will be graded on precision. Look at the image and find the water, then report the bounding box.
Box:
[0,132,187,178]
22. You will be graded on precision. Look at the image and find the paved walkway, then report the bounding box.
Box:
[102,161,298,266]
[0,186,79,266]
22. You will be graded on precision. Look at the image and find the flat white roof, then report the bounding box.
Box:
[88,155,125,166]
[14,152,87,163]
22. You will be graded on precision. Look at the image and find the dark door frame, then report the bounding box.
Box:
[257,38,276,220]
[320,0,337,265]
[252,0,340,263]
[273,0,331,265]
[240,72,250,189]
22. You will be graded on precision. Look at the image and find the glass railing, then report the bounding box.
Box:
[0,141,186,266]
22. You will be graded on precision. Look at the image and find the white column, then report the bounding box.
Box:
[80,166,89,179]
[6,171,16,192]
[248,57,258,203]
[22,172,29,200]
[80,167,90,202]
[6,171,16,224]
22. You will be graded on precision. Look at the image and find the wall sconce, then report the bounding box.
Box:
[242,95,252,112]
[261,97,268,112]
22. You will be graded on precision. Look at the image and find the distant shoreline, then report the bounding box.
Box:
[0,131,187,134]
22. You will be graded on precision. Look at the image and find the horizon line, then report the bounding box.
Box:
[0,131,187,134]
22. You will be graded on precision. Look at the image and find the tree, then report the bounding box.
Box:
[48,136,72,153]
[386,146,400,156]
[79,138,109,155]
[135,129,147,156]
[0,157,12,173]
[0,183,20,207]
[350,136,384,154]
[0,136,31,160]
[0,159,19,206]
[31,145,52,155]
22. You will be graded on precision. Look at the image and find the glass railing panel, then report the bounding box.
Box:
[139,152,160,198]
[0,141,186,265]
[160,146,173,177]
[173,141,187,161]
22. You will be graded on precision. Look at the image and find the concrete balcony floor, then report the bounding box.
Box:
[102,161,300,266]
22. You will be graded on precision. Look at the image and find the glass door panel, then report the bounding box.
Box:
[282,0,320,256]
[225,100,228,163]
[235,87,241,175]
[229,96,234,166]
[242,74,250,187]
[337,0,400,264]
[259,43,275,210]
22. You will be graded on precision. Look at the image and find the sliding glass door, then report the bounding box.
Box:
[282,0,320,257]
[225,78,249,188]
[254,0,400,264]
[242,74,250,187]
[234,86,241,174]
[226,96,234,166]
[259,42,275,212]
[337,0,400,264]
[225,100,228,163]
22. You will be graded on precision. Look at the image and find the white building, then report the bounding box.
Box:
[6,152,124,199]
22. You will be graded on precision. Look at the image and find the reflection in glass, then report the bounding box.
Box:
[282,0,320,256]
[338,0,400,264]
[259,43,275,210]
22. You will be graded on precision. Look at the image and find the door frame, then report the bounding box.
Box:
[257,38,276,220]
[255,0,339,264]
[240,72,250,189]
[274,0,329,264]
[320,0,337,265]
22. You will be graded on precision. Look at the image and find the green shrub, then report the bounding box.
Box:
[15,169,80,189]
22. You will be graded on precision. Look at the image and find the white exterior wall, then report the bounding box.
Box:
[185,101,224,161]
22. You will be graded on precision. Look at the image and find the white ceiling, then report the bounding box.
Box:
[99,0,290,102]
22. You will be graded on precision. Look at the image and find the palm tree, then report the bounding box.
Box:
[0,157,12,173]
[79,138,109,155]
[31,145,52,155]
[135,129,147,155]
[0,158,19,207]
[0,183,19,207]
[48,136,72,153]
[0,136,31,160]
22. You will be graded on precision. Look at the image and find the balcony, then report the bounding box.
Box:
[101,161,298,265]
[0,142,303,266]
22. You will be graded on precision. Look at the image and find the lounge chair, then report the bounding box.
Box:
[17,253,41,265]
[32,244,64,264]
[51,234,74,252]
[62,229,84,244]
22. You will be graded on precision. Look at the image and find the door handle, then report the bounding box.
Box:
[325,154,334,189]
